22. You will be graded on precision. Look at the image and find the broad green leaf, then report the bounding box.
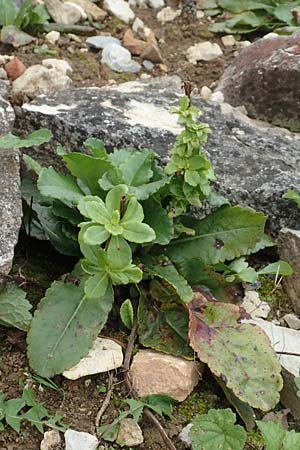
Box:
[38,168,84,204]
[131,177,169,201]
[143,199,174,245]
[14,0,34,28]
[189,409,247,450]
[122,197,144,223]
[141,394,177,419]
[138,293,193,358]
[256,421,286,450]
[283,189,300,208]
[5,398,25,433]
[258,260,293,276]
[0,0,16,26]
[84,137,106,158]
[167,206,266,265]
[122,223,156,243]
[124,399,145,423]
[189,291,283,410]
[0,284,32,331]
[27,281,114,377]
[120,299,134,329]
[62,152,112,195]
[77,196,108,221]
[22,154,43,175]
[80,223,109,246]
[218,0,274,14]
[148,263,193,303]
[51,201,82,226]
[273,4,294,26]
[105,184,128,214]
[22,404,48,433]
[0,129,52,148]
[107,236,132,270]
[118,150,153,186]
[283,430,300,449]
[84,272,109,300]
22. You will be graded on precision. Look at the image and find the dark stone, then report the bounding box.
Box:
[217,33,300,131]
[14,76,300,232]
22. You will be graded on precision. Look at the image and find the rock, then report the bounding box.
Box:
[45,31,60,45]
[63,337,123,379]
[283,313,300,330]
[210,91,224,103]
[101,43,141,73]
[132,17,155,41]
[129,0,148,6]
[157,6,177,23]
[241,291,270,319]
[123,29,147,56]
[68,33,82,43]
[197,10,204,19]
[15,76,300,231]
[143,59,154,70]
[148,0,165,7]
[12,64,72,99]
[0,55,13,65]
[200,85,212,101]
[40,430,61,450]
[263,32,279,40]
[42,58,73,76]
[0,68,7,80]
[140,41,163,63]
[116,419,144,447]
[281,368,300,420]
[5,57,25,81]
[103,0,135,24]
[246,318,300,377]
[45,0,86,25]
[86,35,121,50]
[0,25,35,48]
[237,40,251,49]
[0,96,21,276]
[63,0,107,21]
[277,229,300,315]
[65,430,98,450]
[221,35,236,47]
[179,423,192,447]
[218,33,300,131]
[130,350,200,401]
[0,80,10,99]
[187,41,223,64]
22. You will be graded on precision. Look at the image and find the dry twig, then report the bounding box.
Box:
[95,371,114,431]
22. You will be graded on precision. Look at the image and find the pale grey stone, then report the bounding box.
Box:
[65,430,98,450]
[103,0,135,24]
[117,419,144,447]
[15,76,300,232]
[187,41,223,64]
[283,313,300,330]
[179,423,192,447]
[142,59,154,70]
[40,430,61,450]
[86,35,121,49]
[101,43,141,73]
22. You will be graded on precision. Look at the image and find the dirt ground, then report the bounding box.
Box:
[0,2,289,449]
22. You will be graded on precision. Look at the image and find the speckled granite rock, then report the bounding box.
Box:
[0,98,21,276]
[14,76,300,232]
[217,33,300,131]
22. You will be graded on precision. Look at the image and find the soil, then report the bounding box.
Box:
[0,1,294,449]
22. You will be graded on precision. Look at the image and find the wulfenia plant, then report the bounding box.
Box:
[1,95,292,416]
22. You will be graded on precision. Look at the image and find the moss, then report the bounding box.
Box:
[178,389,219,422]
[246,431,264,449]
[258,275,286,309]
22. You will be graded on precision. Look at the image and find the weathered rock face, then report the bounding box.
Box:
[14,76,300,232]
[217,33,300,131]
[0,98,21,276]
[277,228,300,315]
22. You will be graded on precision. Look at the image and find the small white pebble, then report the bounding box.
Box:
[200,85,212,100]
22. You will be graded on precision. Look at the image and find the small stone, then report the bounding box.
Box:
[86,35,121,50]
[148,0,165,7]
[179,423,192,447]
[103,0,135,24]
[65,430,98,450]
[130,350,201,401]
[63,338,123,379]
[241,291,271,319]
[200,85,212,100]
[5,57,26,81]
[157,6,177,24]
[132,17,144,33]
[0,55,13,65]
[0,68,7,80]
[116,418,144,447]
[210,91,224,103]
[123,29,147,55]
[63,0,107,21]
[42,58,73,76]
[197,10,204,19]
[187,41,223,64]
[45,31,60,45]
[221,34,236,47]
[143,59,154,70]
[159,63,168,72]
[140,41,163,63]
[140,73,151,79]
[45,0,86,25]
[237,40,251,49]
[40,430,61,450]
[283,313,300,330]
[101,43,141,73]
[68,33,81,43]
[263,32,279,40]
[129,0,148,6]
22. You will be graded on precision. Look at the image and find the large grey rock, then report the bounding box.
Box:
[0,98,21,276]
[14,76,300,232]
[217,33,300,131]
[277,228,300,315]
